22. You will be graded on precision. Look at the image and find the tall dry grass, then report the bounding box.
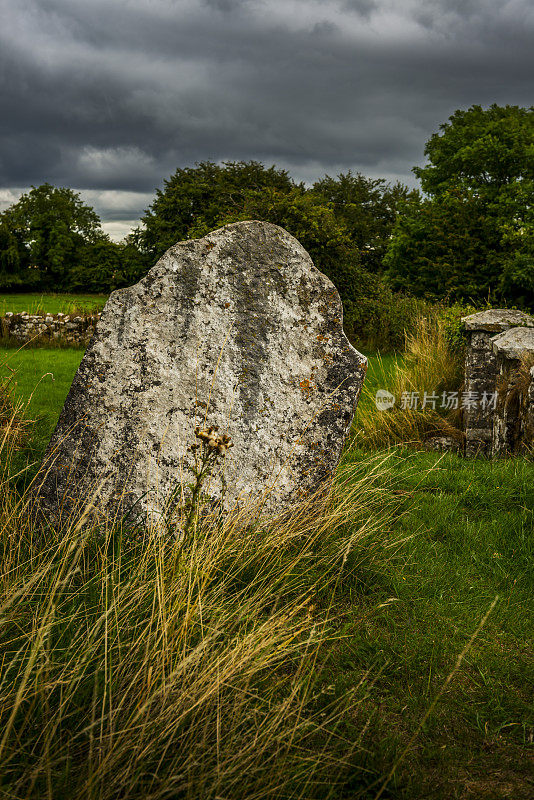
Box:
[0,422,401,799]
[354,313,465,449]
[0,354,34,462]
[496,351,534,455]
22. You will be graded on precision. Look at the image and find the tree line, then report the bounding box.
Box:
[1,104,532,344]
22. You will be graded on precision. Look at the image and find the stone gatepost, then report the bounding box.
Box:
[491,327,534,456]
[462,310,534,456]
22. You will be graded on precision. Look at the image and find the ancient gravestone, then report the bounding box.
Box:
[34,221,367,527]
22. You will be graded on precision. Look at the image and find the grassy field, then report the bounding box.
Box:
[334,448,534,797]
[0,340,532,798]
[0,292,107,315]
[0,345,84,456]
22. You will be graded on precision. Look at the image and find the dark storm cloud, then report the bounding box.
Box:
[202,0,250,10]
[342,0,377,17]
[1,0,533,237]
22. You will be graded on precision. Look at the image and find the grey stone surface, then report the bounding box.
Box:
[462,309,534,332]
[462,309,534,456]
[33,221,367,527]
[491,327,534,361]
[423,435,462,454]
[492,327,534,456]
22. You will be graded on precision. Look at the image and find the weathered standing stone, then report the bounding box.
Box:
[462,309,534,456]
[34,221,367,527]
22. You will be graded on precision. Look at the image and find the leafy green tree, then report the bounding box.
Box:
[313,171,417,273]
[139,161,297,261]
[0,215,31,288]
[0,184,104,290]
[114,242,152,289]
[414,104,533,196]
[70,239,148,293]
[497,180,534,305]
[386,104,534,307]
[386,189,503,301]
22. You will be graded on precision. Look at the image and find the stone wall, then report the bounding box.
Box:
[0,312,100,346]
[529,366,534,450]
[462,310,534,457]
[492,327,534,456]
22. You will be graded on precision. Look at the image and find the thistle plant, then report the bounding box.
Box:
[183,424,233,538]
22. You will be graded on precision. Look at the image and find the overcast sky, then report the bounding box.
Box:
[1,0,533,240]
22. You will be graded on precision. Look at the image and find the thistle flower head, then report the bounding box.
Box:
[194,425,233,455]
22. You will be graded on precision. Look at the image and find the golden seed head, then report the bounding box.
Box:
[193,425,232,455]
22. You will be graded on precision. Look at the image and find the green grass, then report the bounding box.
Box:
[0,345,83,456]
[329,447,534,797]
[359,350,401,403]
[1,345,532,798]
[0,292,107,315]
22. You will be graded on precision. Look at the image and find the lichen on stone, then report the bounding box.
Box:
[34,221,367,527]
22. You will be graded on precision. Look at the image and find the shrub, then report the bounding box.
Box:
[441,300,477,354]
[349,285,435,353]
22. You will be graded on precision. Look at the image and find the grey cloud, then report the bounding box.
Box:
[311,20,339,36]
[202,0,252,11]
[413,0,482,28]
[410,0,534,44]
[1,0,533,233]
[342,0,377,18]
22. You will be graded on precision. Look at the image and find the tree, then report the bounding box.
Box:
[386,104,534,308]
[138,161,297,261]
[0,184,104,290]
[385,190,502,301]
[414,104,533,196]
[0,215,29,288]
[497,180,534,306]
[313,171,418,273]
[68,239,145,293]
